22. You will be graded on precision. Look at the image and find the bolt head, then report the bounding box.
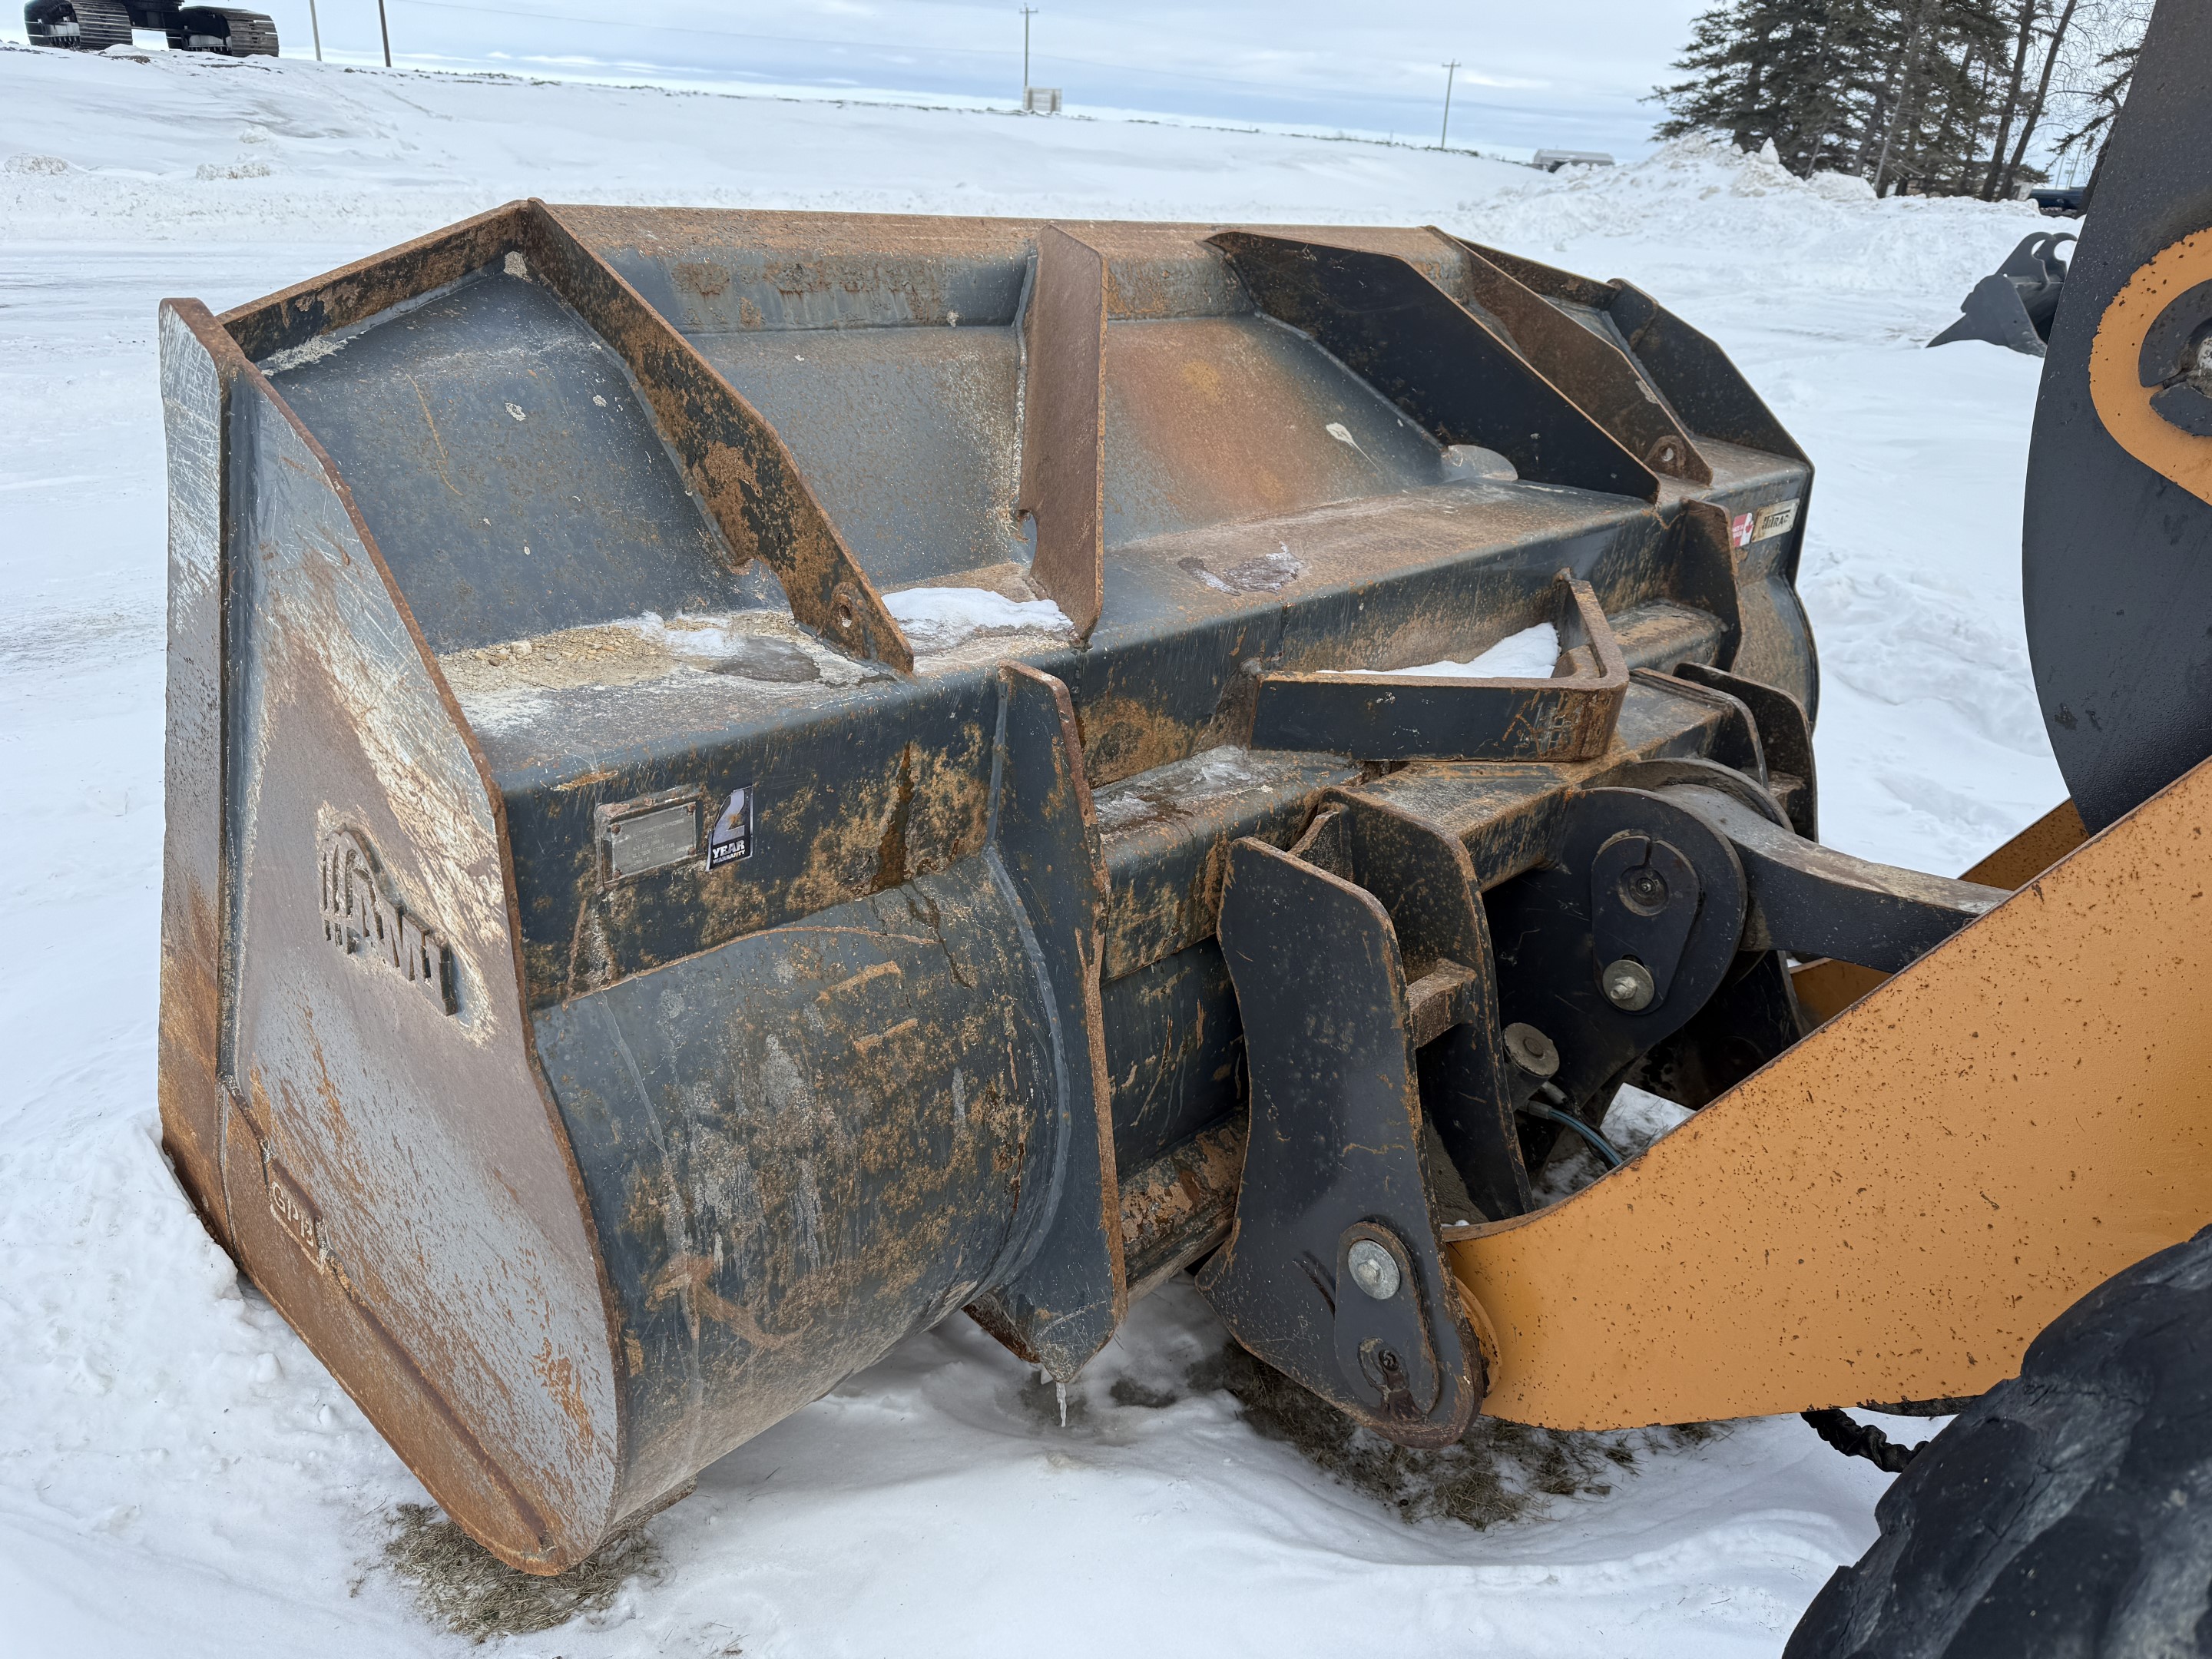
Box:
[1346,1238,1401,1301]
[1601,957,1657,1012]
[1621,866,1670,912]
[1502,1021,1561,1078]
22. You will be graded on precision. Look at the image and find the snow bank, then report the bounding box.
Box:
[1463,131,2051,383]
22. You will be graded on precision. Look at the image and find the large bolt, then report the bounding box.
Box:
[1346,1239,1402,1301]
[1503,1022,1561,1079]
[1601,957,1656,1012]
[1620,865,1670,914]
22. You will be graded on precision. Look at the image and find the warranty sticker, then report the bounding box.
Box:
[708,786,754,868]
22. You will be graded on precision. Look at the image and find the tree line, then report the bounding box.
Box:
[1652,0,2147,197]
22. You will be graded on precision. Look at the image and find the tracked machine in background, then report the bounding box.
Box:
[154,3,2212,1643]
[26,0,276,55]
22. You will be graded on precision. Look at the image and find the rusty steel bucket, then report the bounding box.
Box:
[159,204,1829,1570]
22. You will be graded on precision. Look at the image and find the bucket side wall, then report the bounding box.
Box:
[533,859,1048,1515]
[159,304,626,1571]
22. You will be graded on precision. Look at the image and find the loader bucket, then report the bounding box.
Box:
[160,203,1830,1571]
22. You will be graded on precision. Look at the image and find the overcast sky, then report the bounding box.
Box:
[72,0,1712,156]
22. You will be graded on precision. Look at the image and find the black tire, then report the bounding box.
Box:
[1786,1227,2212,1657]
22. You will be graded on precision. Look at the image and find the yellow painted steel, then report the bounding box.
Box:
[1958,798,2088,889]
[2088,227,2212,510]
[1788,800,2089,1026]
[1449,760,2212,1429]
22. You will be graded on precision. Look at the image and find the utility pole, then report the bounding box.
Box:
[377,0,391,65]
[1020,5,1037,99]
[1439,60,1460,150]
[306,0,321,58]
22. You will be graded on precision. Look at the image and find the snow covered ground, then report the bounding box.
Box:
[0,41,2066,1658]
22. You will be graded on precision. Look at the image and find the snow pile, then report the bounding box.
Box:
[1468,131,2045,349]
[882,586,1075,653]
[1807,169,1879,204]
[0,41,2065,1659]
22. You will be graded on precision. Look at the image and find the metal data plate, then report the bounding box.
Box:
[604,800,699,879]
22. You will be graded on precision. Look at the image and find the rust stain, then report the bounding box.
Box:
[156,876,230,1244]
[816,959,903,1002]
[853,1018,922,1057]
[647,1257,797,1351]
[402,373,465,498]
[1081,694,1202,787]
[694,442,760,508]
[876,743,916,889]
[1445,238,1710,485]
[533,1339,592,1437]
[674,260,730,297]
[1119,1120,1246,1294]
[554,767,625,793]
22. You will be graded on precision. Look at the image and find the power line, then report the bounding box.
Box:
[1020,5,1036,94]
[1439,59,1459,149]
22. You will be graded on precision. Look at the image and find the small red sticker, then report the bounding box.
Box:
[1730,512,1756,548]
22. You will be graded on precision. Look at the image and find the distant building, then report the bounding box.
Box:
[1532,150,1615,172]
[1023,87,1063,114]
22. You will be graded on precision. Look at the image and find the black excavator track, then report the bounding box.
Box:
[24,0,133,51]
[170,5,278,53]
[22,0,277,53]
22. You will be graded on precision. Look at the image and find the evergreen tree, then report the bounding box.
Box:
[1653,0,2071,194]
[1854,0,2009,192]
[1654,0,1879,174]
